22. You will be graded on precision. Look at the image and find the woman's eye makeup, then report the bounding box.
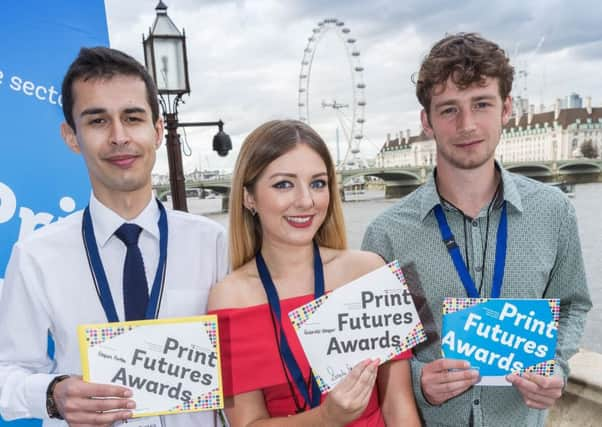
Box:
[310,179,327,189]
[273,180,293,189]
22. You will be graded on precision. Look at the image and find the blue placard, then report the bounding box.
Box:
[0,1,108,425]
[441,298,559,385]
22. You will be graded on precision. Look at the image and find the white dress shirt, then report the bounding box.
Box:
[0,194,228,426]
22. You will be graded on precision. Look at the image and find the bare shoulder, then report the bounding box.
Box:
[208,260,265,311]
[344,249,386,270]
[207,270,246,311]
[321,247,386,290]
[327,248,385,271]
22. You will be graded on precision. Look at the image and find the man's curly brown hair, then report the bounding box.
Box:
[416,33,514,117]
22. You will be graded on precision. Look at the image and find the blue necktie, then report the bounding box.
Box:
[115,224,149,321]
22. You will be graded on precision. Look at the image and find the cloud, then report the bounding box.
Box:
[105,0,602,173]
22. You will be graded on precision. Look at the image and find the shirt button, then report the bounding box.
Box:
[472,220,478,227]
[475,266,482,272]
[474,399,480,405]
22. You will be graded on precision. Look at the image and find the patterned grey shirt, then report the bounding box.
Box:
[362,166,592,427]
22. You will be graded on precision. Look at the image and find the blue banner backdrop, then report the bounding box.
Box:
[0,1,109,425]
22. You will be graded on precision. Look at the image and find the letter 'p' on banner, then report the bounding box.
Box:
[0,1,108,426]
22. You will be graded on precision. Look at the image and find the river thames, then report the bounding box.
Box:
[204,182,601,353]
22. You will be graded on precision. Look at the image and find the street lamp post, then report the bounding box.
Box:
[143,1,232,212]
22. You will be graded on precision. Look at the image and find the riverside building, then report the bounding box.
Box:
[377,97,602,167]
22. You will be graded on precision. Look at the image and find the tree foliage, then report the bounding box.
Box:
[580,140,599,159]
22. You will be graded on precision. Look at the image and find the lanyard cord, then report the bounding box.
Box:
[82,199,168,322]
[462,218,469,272]
[440,181,501,296]
[256,241,323,411]
[267,303,310,413]
[434,201,507,299]
[477,199,493,295]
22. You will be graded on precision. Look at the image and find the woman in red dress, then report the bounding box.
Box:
[208,120,420,426]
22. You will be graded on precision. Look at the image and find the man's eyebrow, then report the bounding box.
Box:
[432,100,458,109]
[79,107,107,117]
[79,107,148,117]
[433,94,498,109]
[472,95,498,101]
[123,107,147,115]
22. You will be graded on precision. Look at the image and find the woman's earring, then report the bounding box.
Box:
[249,207,257,216]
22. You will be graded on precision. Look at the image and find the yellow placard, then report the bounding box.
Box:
[78,315,223,417]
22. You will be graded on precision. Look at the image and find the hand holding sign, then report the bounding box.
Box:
[53,376,134,425]
[420,359,480,405]
[441,298,559,385]
[78,316,222,418]
[506,372,563,409]
[319,359,379,426]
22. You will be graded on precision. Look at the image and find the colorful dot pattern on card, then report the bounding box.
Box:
[398,322,427,351]
[203,321,218,347]
[387,261,405,282]
[289,294,330,329]
[548,299,560,326]
[522,359,556,376]
[175,389,222,412]
[314,373,328,393]
[443,297,488,314]
[85,326,134,347]
[383,322,427,360]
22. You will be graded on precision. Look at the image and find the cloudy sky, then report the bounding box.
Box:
[105,0,602,174]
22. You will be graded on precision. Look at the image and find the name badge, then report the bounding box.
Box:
[114,416,164,427]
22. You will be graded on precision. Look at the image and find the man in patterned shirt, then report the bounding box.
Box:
[362,33,592,426]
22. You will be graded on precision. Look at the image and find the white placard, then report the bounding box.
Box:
[289,261,426,391]
[79,316,222,417]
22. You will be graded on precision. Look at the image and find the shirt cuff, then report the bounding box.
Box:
[25,373,59,419]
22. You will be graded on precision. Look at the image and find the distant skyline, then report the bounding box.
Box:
[105,0,602,173]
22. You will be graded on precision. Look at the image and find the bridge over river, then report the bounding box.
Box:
[155,159,602,201]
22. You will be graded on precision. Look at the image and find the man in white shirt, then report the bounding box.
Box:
[0,47,228,426]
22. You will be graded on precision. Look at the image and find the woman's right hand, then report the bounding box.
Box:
[319,359,380,426]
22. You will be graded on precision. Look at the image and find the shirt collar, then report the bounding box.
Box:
[419,173,441,221]
[498,163,523,213]
[419,161,524,221]
[89,193,160,247]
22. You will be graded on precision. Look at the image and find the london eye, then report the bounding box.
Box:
[297,18,366,168]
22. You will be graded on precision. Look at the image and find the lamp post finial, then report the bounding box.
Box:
[156,1,168,13]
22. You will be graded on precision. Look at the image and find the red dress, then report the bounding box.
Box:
[210,294,412,426]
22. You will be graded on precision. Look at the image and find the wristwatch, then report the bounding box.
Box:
[46,375,69,419]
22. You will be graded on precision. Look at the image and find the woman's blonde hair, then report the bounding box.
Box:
[229,119,347,270]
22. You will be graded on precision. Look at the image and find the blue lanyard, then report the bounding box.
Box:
[82,199,168,322]
[255,241,323,410]
[433,202,507,298]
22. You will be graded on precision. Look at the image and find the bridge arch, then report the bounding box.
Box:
[343,170,422,185]
[558,160,601,175]
[505,163,552,177]
[188,183,231,195]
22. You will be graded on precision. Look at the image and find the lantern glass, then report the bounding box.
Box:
[144,38,155,83]
[153,37,187,92]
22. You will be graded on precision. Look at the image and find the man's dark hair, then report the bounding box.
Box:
[416,33,514,117]
[61,47,160,131]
